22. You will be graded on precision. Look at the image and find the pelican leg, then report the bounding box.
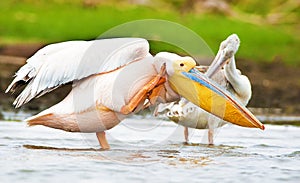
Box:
[184,127,189,143]
[208,128,214,145]
[96,131,110,150]
[121,65,166,115]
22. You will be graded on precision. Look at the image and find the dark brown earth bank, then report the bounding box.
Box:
[0,43,299,119]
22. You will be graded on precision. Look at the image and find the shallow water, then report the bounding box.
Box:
[0,119,300,183]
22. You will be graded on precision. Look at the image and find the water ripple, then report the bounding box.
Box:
[1,121,300,182]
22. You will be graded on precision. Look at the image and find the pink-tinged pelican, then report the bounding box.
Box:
[6,36,264,149]
[155,34,256,144]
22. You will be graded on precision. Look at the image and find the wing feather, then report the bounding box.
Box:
[6,38,149,107]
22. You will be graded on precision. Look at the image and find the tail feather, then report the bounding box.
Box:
[26,113,80,132]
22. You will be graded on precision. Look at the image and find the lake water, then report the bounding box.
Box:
[0,118,300,183]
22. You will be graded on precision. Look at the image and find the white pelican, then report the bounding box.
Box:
[6,35,264,149]
[155,34,254,144]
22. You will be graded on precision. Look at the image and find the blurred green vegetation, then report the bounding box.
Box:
[0,0,299,65]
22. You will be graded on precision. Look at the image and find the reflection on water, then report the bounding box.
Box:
[1,119,300,182]
[23,144,99,151]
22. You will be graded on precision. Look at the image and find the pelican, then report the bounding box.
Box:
[6,35,264,149]
[155,34,254,144]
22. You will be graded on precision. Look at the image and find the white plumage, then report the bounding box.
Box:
[155,34,252,144]
[6,34,261,149]
[6,37,199,149]
[7,38,149,107]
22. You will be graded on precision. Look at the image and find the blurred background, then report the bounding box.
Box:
[0,0,299,119]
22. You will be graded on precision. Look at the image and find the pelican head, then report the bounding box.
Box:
[154,52,196,76]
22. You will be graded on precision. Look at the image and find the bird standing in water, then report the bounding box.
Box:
[6,35,264,149]
[155,34,253,144]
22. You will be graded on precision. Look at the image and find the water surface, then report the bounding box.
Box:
[0,119,299,182]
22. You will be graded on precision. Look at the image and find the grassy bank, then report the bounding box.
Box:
[0,0,299,65]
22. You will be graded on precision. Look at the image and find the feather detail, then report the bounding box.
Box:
[6,38,149,107]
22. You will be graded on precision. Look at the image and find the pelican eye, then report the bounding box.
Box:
[180,63,184,67]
